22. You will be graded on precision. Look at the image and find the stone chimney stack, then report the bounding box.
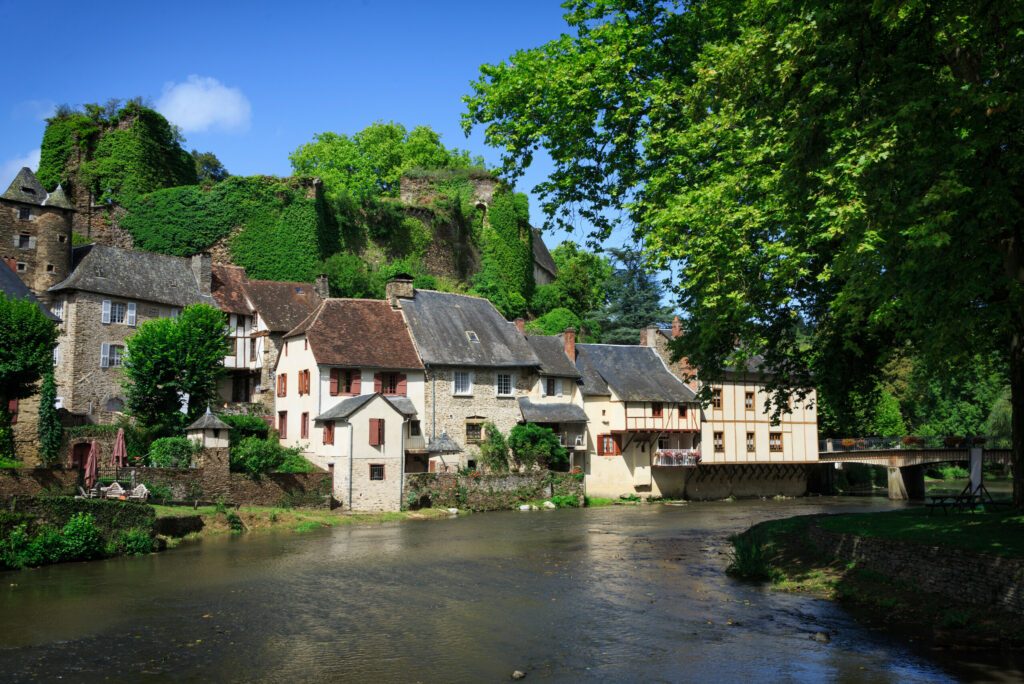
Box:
[672,316,682,339]
[385,276,415,309]
[514,318,525,334]
[314,274,330,299]
[562,327,576,361]
[192,253,212,297]
[643,324,659,348]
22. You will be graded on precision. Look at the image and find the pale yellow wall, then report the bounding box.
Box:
[273,335,319,451]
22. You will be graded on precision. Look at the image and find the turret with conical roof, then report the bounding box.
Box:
[0,167,73,303]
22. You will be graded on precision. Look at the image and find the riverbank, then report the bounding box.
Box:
[733,509,1024,649]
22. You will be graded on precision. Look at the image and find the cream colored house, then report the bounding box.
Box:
[274,298,425,510]
[520,330,589,469]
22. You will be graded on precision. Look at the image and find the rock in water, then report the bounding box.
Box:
[512,671,526,680]
[812,631,830,643]
[519,504,532,511]
[543,501,557,509]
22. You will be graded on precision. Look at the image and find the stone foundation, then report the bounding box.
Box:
[683,464,810,499]
[403,471,584,511]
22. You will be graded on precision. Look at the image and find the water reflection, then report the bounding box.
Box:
[0,498,1014,682]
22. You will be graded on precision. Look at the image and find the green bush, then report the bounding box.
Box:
[277,451,317,474]
[109,528,154,556]
[221,414,270,447]
[148,437,198,468]
[225,511,244,533]
[550,494,579,508]
[231,437,313,476]
[478,422,510,472]
[726,532,777,582]
[508,423,568,470]
[143,482,173,503]
[60,513,105,561]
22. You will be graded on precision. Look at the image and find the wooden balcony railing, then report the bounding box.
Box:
[652,449,701,467]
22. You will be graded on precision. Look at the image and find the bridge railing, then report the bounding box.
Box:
[820,436,995,453]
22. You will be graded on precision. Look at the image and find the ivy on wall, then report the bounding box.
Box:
[473,190,534,317]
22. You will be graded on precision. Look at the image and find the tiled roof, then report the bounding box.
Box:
[49,245,215,308]
[575,344,697,402]
[518,398,588,424]
[531,229,558,277]
[525,335,580,378]
[0,262,58,320]
[287,299,423,369]
[400,290,539,368]
[211,264,252,316]
[245,278,321,332]
[1,168,73,209]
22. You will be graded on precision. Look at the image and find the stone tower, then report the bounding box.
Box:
[0,167,73,305]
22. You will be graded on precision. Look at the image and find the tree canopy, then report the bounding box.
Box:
[0,294,57,458]
[465,0,1024,505]
[597,247,671,345]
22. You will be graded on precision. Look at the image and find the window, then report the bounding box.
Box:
[380,372,399,395]
[45,263,54,273]
[496,373,513,397]
[712,388,722,409]
[410,420,421,437]
[651,402,663,418]
[110,302,127,323]
[278,411,288,439]
[465,330,479,343]
[52,299,63,320]
[746,432,756,453]
[453,371,472,396]
[277,373,287,397]
[369,464,385,481]
[102,300,136,326]
[678,404,688,418]
[249,337,256,359]
[597,434,620,456]
[323,421,334,445]
[300,412,309,439]
[369,418,385,446]
[100,343,125,368]
[53,344,60,366]
[58,234,67,243]
[16,262,25,272]
[713,432,724,452]
[465,421,483,444]
[330,368,361,395]
[18,233,30,248]
[105,397,124,412]
[18,207,30,220]
[544,377,561,397]
[298,369,311,395]
[745,391,754,410]
[769,432,783,453]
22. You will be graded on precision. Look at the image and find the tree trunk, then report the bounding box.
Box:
[1012,329,1024,510]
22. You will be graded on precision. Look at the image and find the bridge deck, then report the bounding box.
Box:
[819,448,1012,468]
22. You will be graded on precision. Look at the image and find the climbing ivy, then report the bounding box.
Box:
[36,114,98,191]
[472,190,533,316]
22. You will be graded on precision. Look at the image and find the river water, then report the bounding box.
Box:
[0,497,1018,682]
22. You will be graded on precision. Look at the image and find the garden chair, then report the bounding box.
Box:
[128,484,149,502]
[104,482,126,499]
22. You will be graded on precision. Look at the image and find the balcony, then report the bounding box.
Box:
[652,449,701,467]
[557,431,586,450]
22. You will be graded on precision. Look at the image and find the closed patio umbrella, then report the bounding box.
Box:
[111,428,127,468]
[83,440,99,490]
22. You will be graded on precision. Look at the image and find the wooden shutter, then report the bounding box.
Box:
[373,373,382,393]
[378,418,385,445]
[329,369,339,396]
[612,434,622,455]
[278,373,287,397]
[100,342,110,368]
[597,433,606,455]
[369,418,381,446]
[396,374,407,396]
[323,421,334,445]
[278,411,287,439]
[351,371,361,394]
[301,412,309,439]
[126,302,137,327]
[555,379,563,397]
[101,300,111,324]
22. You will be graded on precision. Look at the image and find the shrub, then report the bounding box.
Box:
[277,450,316,473]
[221,414,270,447]
[231,437,312,476]
[148,437,198,468]
[60,513,105,562]
[550,494,579,508]
[726,532,777,582]
[508,423,568,470]
[110,528,154,556]
[144,482,173,503]
[225,511,244,533]
[478,422,510,472]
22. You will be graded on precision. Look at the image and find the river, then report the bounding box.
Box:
[0,497,1018,682]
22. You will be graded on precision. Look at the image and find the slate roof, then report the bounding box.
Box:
[314,393,412,422]
[525,335,580,378]
[44,184,73,209]
[187,409,231,431]
[0,262,58,320]
[518,398,588,424]
[211,264,252,315]
[49,245,216,308]
[287,299,423,369]
[532,230,558,278]
[400,290,540,368]
[427,431,462,453]
[245,278,321,332]
[1,168,72,209]
[575,344,697,402]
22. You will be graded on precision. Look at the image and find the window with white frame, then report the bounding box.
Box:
[51,298,63,320]
[110,302,127,323]
[453,370,472,396]
[100,343,125,368]
[496,373,514,397]
[102,300,136,326]
[53,344,60,366]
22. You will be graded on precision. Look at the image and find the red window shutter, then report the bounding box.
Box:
[373,373,382,394]
[597,433,606,456]
[379,418,385,445]
[8,399,18,425]
[323,421,334,445]
[301,412,309,439]
[351,371,361,395]
[369,418,380,446]
[278,411,288,439]
[396,373,407,396]
[612,434,622,455]
[329,369,339,396]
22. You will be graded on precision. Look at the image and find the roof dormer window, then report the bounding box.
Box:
[466,331,479,343]
[21,187,36,195]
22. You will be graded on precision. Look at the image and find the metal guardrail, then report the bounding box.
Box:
[820,436,996,453]
[652,449,701,467]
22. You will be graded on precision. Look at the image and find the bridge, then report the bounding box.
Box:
[818,438,1012,500]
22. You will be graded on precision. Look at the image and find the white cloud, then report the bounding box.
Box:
[156,75,251,133]
[0,148,41,184]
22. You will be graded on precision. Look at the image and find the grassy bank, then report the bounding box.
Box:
[730,509,1024,647]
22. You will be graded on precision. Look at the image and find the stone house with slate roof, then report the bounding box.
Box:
[391,281,543,470]
[0,167,73,307]
[48,244,216,422]
[275,298,423,510]
[1,261,60,464]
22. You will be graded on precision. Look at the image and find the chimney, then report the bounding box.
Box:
[191,253,212,297]
[672,316,682,339]
[314,274,329,299]
[643,324,659,348]
[639,328,648,346]
[3,256,16,273]
[514,318,525,334]
[385,275,415,308]
[562,327,576,361]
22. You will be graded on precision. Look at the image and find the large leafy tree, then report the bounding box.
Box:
[123,304,229,434]
[0,294,58,458]
[464,1,1024,506]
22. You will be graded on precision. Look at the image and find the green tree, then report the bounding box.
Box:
[37,371,62,466]
[465,1,1024,507]
[525,308,581,337]
[508,423,568,471]
[322,252,376,298]
[597,247,670,345]
[549,241,612,319]
[0,294,58,458]
[191,150,229,184]
[123,304,229,433]
[478,422,510,472]
[870,391,906,439]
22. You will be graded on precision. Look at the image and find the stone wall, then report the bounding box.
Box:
[399,175,499,208]
[113,466,332,508]
[807,523,1024,616]
[11,394,42,465]
[403,471,584,511]
[683,464,809,499]
[0,199,72,306]
[0,468,78,498]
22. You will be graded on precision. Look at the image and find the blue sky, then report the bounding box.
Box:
[0,0,627,250]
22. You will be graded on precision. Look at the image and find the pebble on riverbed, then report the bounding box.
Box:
[512,671,526,680]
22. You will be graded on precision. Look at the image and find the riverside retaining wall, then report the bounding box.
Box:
[403,472,584,511]
[808,523,1024,616]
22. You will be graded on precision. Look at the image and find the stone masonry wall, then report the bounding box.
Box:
[0,468,78,498]
[0,199,72,306]
[11,394,42,465]
[404,471,584,511]
[807,523,1024,616]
